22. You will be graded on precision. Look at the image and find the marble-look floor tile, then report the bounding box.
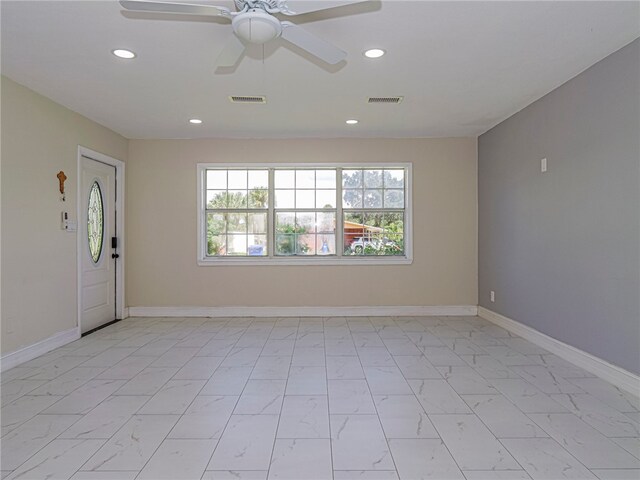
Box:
[29,366,106,396]
[461,394,547,438]
[169,395,238,439]
[295,333,325,348]
[250,355,290,380]
[234,379,285,415]
[462,471,531,479]
[408,379,471,414]
[591,469,640,479]
[26,355,95,380]
[82,414,179,471]
[43,379,126,415]
[373,395,438,438]
[441,338,488,355]
[137,439,217,479]
[70,471,138,479]
[357,347,395,366]
[203,471,267,480]
[406,332,445,348]
[610,437,640,459]
[137,379,205,414]
[197,339,238,357]
[6,439,104,480]
[482,346,536,366]
[268,438,332,479]
[1,394,64,436]
[173,356,223,380]
[95,355,156,380]
[201,367,252,395]
[510,366,584,394]
[1,380,48,406]
[419,347,467,366]
[131,339,178,357]
[326,356,365,379]
[393,355,441,379]
[0,414,82,470]
[388,438,464,479]
[328,379,376,414]
[353,333,385,348]
[551,393,640,437]
[490,379,568,413]
[459,355,519,379]
[220,347,262,367]
[208,415,279,470]
[438,366,499,394]
[277,395,329,439]
[292,347,326,366]
[333,472,399,479]
[382,339,423,356]
[114,367,178,395]
[81,347,138,367]
[529,413,640,469]
[261,340,295,356]
[59,395,150,439]
[566,378,640,413]
[331,415,394,471]
[364,366,412,395]
[286,366,327,395]
[501,438,596,479]
[150,347,199,367]
[430,414,520,470]
[325,340,358,356]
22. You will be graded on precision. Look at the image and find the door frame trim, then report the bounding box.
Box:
[77,146,126,335]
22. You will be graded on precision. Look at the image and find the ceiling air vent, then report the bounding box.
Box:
[367,96,404,104]
[229,95,267,104]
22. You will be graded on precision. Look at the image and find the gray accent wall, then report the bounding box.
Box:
[478,39,640,374]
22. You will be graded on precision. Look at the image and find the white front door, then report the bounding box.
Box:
[80,156,117,333]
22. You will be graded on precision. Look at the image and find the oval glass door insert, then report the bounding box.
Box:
[87,181,104,263]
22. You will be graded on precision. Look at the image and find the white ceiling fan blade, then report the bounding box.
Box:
[279,0,370,16]
[215,34,246,68]
[280,22,346,64]
[119,0,231,17]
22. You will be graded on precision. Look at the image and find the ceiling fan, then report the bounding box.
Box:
[119,0,369,67]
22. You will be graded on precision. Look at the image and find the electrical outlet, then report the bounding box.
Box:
[541,158,547,173]
[490,290,495,303]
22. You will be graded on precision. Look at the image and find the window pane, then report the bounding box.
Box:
[227,191,247,208]
[207,213,226,235]
[228,170,247,189]
[296,190,315,208]
[207,234,225,256]
[276,212,296,233]
[248,235,267,256]
[317,212,335,232]
[384,169,404,188]
[248,170,268,189]
[342,189,362,208]
[364,170,383,188]
[226,235,247,255]
[296,170,315,188]
[227,213,247,233]
[316,170,336,188]
[364,189,383,208]
[316,189,336,209]
[317,234,335,255]
[207,190,227,208]
[342,169,362,188]
[207,170,227,189]
[275,170,295,188]
[383,212,404,232]
[249,189,269,208]
[275,190,295,209]
[384,189,404,208]
[297,234,314,255]
[275,234,296,255]
[296,212,316,233]
[248,213,267,234]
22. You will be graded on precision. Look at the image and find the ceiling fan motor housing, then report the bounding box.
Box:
[232,9,282,44]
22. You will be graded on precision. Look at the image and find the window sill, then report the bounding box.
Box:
[197,256,413,267]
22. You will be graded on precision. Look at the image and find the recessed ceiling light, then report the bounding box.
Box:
[364,48,385,59]
[189,118,203,125]
[346,119,359,125]
[112,49,136,59]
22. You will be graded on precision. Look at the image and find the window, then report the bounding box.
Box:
[198,163,411,265]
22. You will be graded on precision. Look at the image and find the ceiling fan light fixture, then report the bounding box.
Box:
[112,48,136,59]
[364,48,385,59]
[189,118,203,124]
[346,119,359,125]
[232,10,282,44]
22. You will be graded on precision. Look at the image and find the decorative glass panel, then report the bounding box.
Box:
[87,181,104,263]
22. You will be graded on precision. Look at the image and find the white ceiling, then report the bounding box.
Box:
[2,1,639,139]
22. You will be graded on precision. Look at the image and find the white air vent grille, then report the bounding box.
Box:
[229,96,267,104]
[367,96,404,104]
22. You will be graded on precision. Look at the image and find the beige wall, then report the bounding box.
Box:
[127,138,477,308]
[1,76,128,355]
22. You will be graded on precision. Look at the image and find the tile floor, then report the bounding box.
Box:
[1,316,639,480]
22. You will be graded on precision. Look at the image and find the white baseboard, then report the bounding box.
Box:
[0,327,80,372]
[128,305,478,318]
[478,306,640,397]
[121,307,130,319]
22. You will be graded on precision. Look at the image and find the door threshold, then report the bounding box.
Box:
[82,318,122,337]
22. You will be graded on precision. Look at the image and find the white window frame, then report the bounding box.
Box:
[197,162,413,266]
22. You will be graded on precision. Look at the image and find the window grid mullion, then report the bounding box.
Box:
[268,168,275,258]
[337,167,343,257]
